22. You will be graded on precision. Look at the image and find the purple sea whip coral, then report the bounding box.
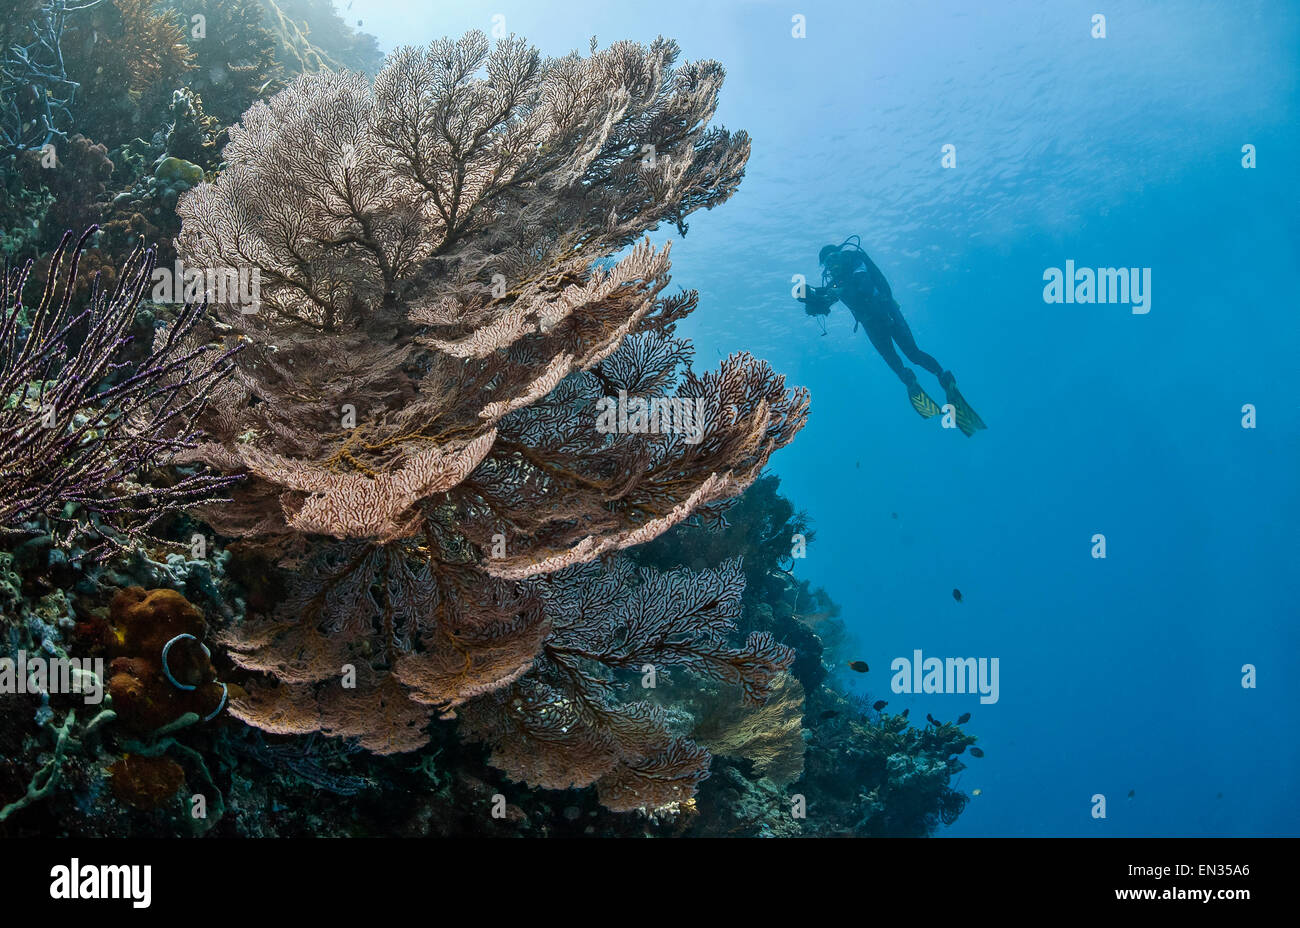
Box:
[0,226,241,555]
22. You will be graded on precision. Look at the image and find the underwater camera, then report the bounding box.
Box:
[801,285,835,316]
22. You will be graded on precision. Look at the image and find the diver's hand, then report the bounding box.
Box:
[797,284,837,303]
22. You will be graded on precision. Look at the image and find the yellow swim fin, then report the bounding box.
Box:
[944,380,987,437]
[908,382,942,419]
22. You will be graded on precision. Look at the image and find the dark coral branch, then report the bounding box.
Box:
[0,226,241,555]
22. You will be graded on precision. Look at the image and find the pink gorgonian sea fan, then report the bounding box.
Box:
[174,33,808,809]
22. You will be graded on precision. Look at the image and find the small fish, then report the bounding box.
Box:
[819,709,840,720]
[952,588,963,602]
[957,712,971,725]
[1216,792,1223,800]
[900,708,909,718]
[890,512,898,519]
[972,788,982,796]
[847,661,869,673]
[1127,789,1135,799]
[855,461,860,468]
[872,700,887,711]
[926,713,939,726]
[969,746,984,758]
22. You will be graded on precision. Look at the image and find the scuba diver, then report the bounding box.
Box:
[797,237,986,436]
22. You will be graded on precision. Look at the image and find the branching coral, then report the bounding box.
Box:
[690,673,806,787]
[630,472,838,690]
[458,558,793,811]
[174,32,805,808]
[177,32,751,327]
[0,227,240,554]
[0,0,93,156]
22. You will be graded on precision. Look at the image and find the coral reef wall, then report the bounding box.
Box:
[0,8,979,835]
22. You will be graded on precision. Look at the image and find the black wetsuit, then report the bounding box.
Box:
[823,257,944,387]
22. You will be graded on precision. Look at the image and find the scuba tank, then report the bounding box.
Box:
[820,235,869,288]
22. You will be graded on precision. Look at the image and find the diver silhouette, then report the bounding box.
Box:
[797,237,986,436]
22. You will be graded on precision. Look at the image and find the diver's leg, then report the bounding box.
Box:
[866,315,941,419]
[863,316,913,385]
[888,308,946,381]
[888,308,986,434]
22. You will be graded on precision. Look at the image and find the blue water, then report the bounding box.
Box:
[349,0,1300,836]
